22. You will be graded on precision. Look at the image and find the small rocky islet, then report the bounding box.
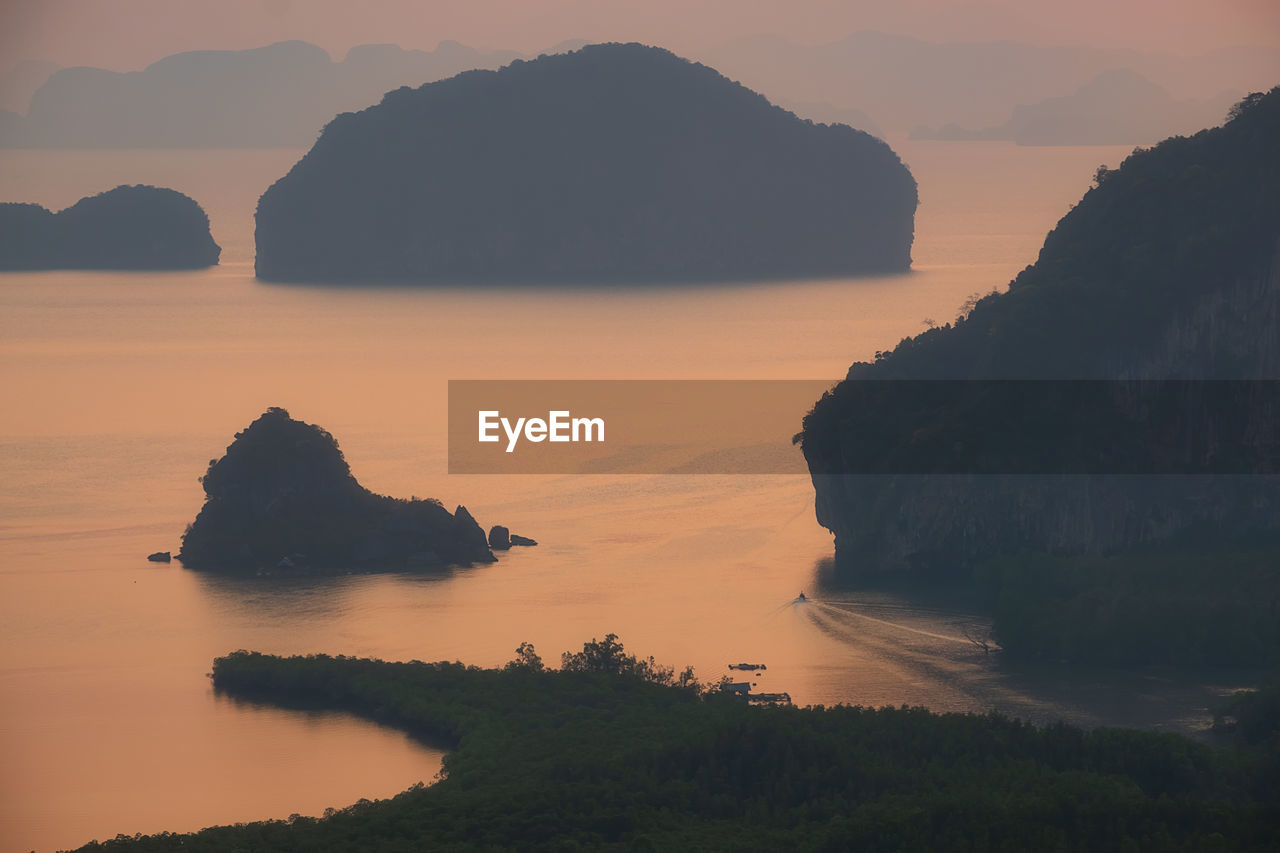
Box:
[173,407,529,573]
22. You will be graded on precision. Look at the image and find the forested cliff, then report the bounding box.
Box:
[798,88,1280,663]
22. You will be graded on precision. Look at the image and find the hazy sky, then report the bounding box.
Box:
[2,0,1279,72]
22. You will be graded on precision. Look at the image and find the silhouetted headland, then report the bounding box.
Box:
[177,407,498,572]
[799,87,1280,665]
[254,42,917,284]
[0,185,220,270]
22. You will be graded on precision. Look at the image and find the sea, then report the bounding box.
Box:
[0,139,1256,852]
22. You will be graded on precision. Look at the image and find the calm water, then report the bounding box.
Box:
[0,141,1251,852]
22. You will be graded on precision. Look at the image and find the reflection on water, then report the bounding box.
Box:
[809,559,1261,732]
[2,140,1163,852]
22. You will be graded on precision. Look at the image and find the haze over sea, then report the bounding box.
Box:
[0,140,1256,852]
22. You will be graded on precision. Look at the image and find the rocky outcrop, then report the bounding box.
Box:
[0,185,220,270]
[178,407,496,572]
[254,42,916,284]
[488,525,538,550]
[800,87,1280,576]
[809,471,1280,575]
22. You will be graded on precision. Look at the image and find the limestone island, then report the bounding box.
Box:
[254,42,917,284]
[799,87,1280,575]
[177,407,498,573]
[797,88,1280,667]
[0,184,220,270]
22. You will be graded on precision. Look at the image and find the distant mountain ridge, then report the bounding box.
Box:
[253,43,917,284]
[0,40,521,148]
[911,69,1238,145]
[703,31,1280,133]
[8,31,1273,150]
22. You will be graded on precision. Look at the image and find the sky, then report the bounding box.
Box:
[2,0,1279,72]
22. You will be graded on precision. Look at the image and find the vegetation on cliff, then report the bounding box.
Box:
[75,640,1280,851]
[178,407,494,571]
[0,185,220,270]
[254,42,916,283]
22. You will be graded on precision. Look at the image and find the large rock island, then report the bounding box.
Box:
[0,185,220,270]
[255,42,917,284]
[178,408,496,572]
[798,88,1280,665]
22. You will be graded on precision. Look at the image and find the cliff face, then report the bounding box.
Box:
[0,185,220,270]
[179,408,494,571]
[1116,239,1280,380]
[811,471,1280,575]
[801,87,1280,576]
[255,42,917,284]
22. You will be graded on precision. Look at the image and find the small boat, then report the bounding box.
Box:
[796,591,807,602]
